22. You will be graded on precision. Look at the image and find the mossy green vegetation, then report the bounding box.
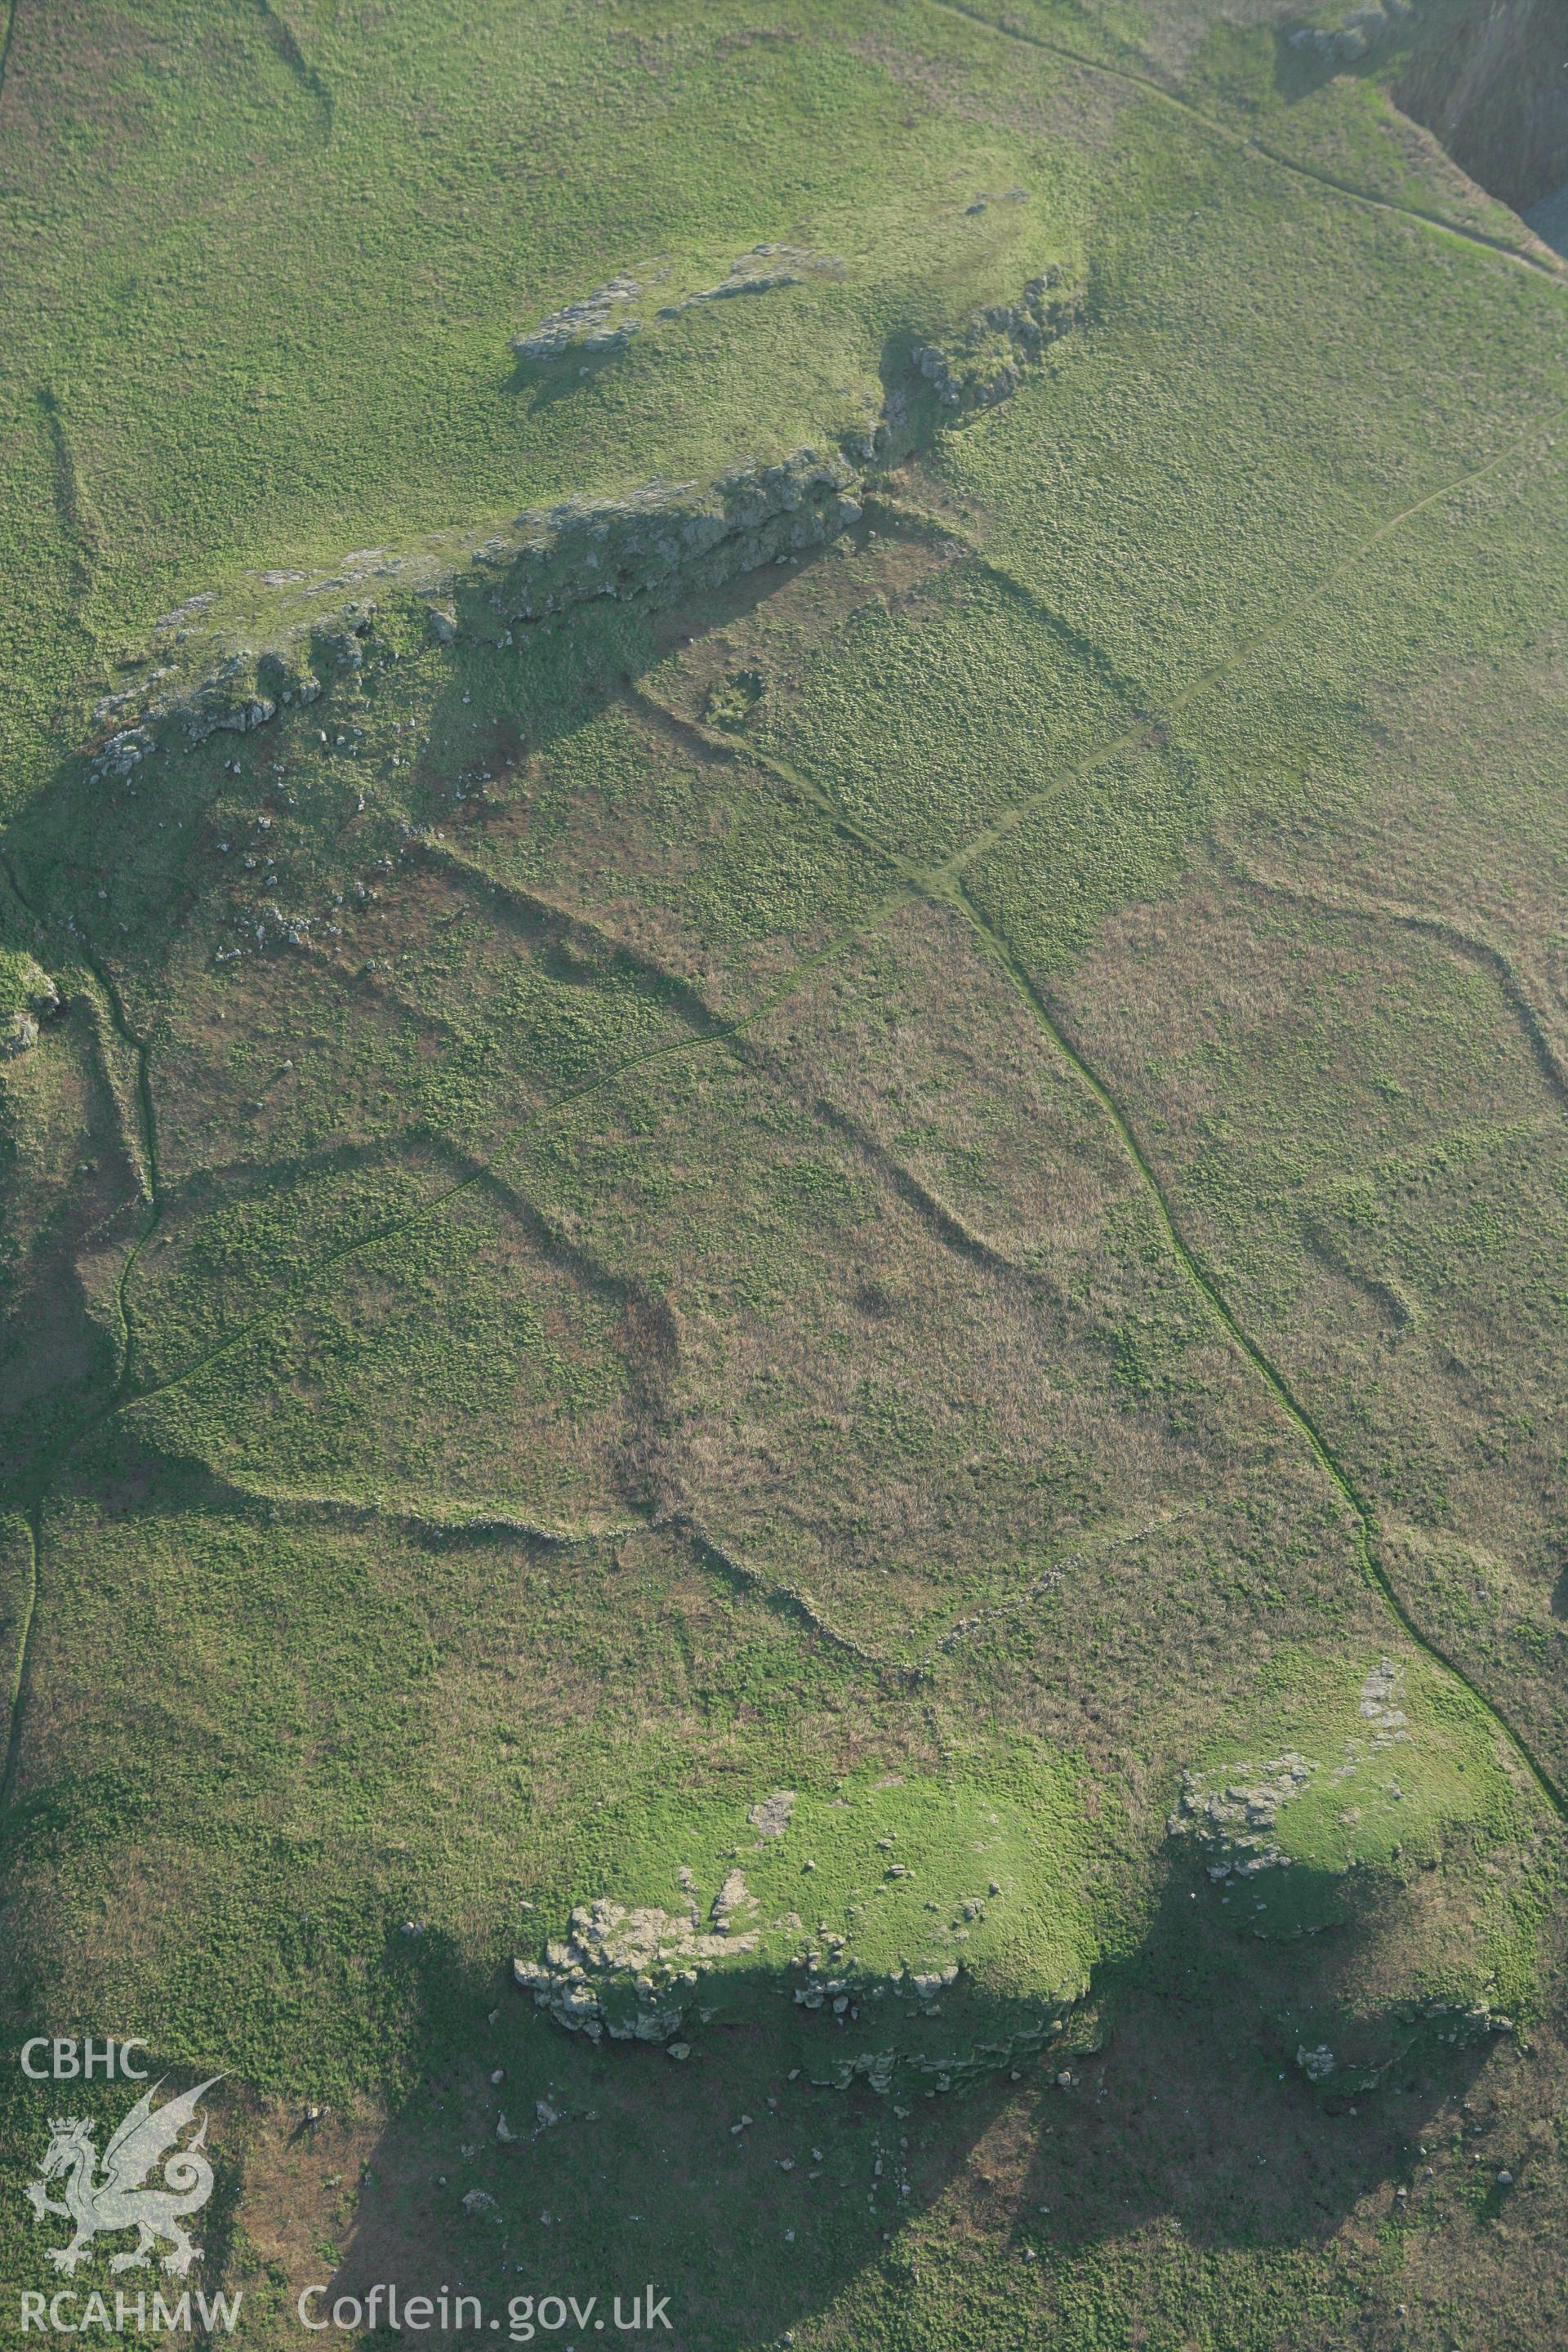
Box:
[517,1764,1099,2087]
[4,2,1568,2347]
[1170,1650,1543,2089]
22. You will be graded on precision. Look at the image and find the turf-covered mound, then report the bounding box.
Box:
[1170,1650,1541,2093]
[514,1767,1100,2096]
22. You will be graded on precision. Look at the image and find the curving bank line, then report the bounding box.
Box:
[2,376,1566,1831]
[955,888,1568,1824]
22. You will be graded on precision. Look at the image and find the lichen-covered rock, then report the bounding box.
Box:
[1168,1750,1318,1878]
[909,271,1084,425]
[513,1893,760,2044]
[513,274,646,360]
[748,1790,795,1839]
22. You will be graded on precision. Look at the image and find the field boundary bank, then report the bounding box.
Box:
[952,882,1568,1823]
[1214,844,1568,1103]
[2,358,1565,1831]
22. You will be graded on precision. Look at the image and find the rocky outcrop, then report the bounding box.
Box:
[87,630,334,785]
[0,954,60,1058]
[1168,1750,1319,1879]
[653,245,841,320]
[1393,0,1568,212]
[1170,1660,1414,1882]
[1291,1989,1513,2095]
[511,249,844,363]
[75,264,1083,787]
[479,448,862,627]
[512,1814,1089,2099]
[76,449,862,784]
[1291,0,1417,68]
[512,1886,762,2045]
[747,1789,795,1839]
[911,270,1083,420]
[513,273,648,360]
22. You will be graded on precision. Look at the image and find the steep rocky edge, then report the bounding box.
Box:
[1396,0,1568,212]
[79,272,1081,792]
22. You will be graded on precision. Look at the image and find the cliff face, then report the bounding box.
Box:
[1396,0,1568,212]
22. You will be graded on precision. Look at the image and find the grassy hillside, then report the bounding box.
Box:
[3,2,1568,2348]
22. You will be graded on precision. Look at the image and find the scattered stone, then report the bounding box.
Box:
[496,2114,516,2144]
[461,2189,501,2220]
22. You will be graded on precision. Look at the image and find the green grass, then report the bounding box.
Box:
[4,2,1568,2347]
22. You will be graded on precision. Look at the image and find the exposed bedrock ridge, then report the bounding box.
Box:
[78,270,1080,786]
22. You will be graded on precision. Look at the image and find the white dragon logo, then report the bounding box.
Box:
[25,2076,223,2277]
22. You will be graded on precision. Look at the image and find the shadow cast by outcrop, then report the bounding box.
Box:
[295,1838,1512,2350]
